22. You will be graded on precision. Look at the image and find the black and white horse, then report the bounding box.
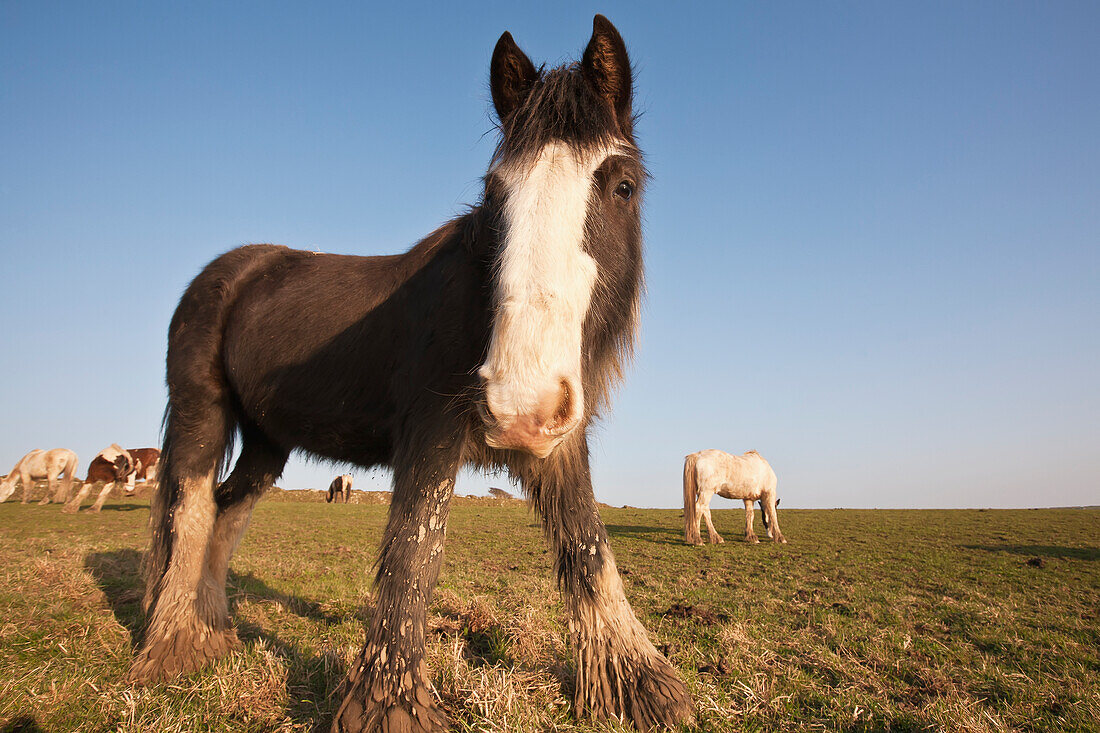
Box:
[135,16,692,732]
[327,473,353,504]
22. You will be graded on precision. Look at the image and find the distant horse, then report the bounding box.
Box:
[124,448,161,495]
[684,449,787,545]
[326,474,352,503]
[134,15,691,732]
[63,444,134,513]
[0,449,79,504]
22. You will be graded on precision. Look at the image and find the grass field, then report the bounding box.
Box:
[1,487,1098,732]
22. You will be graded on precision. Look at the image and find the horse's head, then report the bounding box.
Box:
[478,15,644,459]
[0,475,14,503]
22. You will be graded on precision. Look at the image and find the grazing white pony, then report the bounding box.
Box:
[683,449,787,545]
[0,449,79,505]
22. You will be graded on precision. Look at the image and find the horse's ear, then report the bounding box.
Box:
[491,31,538,122]
[776,498,781,507]
[581,14,632,131]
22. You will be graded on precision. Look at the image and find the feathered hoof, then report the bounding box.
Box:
[576,652,694,731]
[60,502,80,514]
[333,676,447,733]
[129,625,237,683]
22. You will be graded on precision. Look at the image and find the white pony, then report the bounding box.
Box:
[683,449,786,545]
[0,449,79,505]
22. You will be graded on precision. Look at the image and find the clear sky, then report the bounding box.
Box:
[2,2,1097,509]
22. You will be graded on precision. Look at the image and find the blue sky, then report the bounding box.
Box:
[2,2,1097,508]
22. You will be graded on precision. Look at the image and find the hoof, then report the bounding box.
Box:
[130,626,237,683]
[333,669,447,733]
[60,503,79,514]
[576,652,693,730]
[37,498,51,506]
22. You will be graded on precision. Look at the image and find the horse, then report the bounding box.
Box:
[683,449,787,545]
[132,16,692,732]
[124,448,162,495]
[62,444,135,513]
[327,474,352,504]
[0,449,79,505]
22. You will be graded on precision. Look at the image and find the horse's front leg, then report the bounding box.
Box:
[523,441,693,730]
[333,439,459,733]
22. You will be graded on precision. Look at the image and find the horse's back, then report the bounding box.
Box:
[178,224,488,468]
[694,449,774,500]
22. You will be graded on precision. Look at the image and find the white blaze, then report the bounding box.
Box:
[480,141,610,426]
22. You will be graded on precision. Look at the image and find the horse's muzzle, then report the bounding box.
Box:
[478,377,581,458]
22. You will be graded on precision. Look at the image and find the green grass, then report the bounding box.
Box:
[1,489,1098,732]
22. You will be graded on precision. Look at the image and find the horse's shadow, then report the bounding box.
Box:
[84,549,347,729]
[605,523,681,543]
[962,544,1100,561]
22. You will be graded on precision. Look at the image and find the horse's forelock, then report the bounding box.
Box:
[493,66,631,170]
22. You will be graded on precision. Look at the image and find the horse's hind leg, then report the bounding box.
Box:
[334,431,459,733]
[132,409,230,682]
[523,441,693,730]
[199,433,287,651]
[88,481,116,512]
[38,470,58,505]
[701,501,724,544]
[743,499,759,543]
[62,481,94,513]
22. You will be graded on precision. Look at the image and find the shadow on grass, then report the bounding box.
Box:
[78,503,146,512]
[605,524,682,543]
[84,548,348,730]
[0,717,46,733]
[962,544,1100,561]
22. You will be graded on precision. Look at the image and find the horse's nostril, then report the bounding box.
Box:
[548,379,574,431]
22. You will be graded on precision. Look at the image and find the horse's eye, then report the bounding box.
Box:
[614,180,634,201]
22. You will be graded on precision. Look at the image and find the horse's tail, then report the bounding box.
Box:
[683,453,699,544]
[61,451,78,500]
[143,245,286,613]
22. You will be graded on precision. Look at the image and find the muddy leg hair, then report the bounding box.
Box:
[132,396,234,681]
[199,431,288,653]
[521,438,693,730]
[333,427,462,733]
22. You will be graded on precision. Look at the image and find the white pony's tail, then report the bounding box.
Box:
[683,453,699,544]
[62,452,78,501]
